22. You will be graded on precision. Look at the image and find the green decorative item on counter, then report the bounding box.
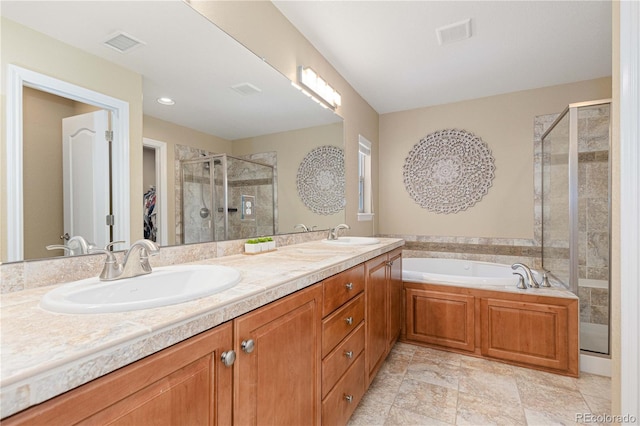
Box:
[244,237,276,254]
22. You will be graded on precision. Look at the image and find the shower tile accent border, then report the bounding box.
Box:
[378,234,542,269]
[0,231,328,294]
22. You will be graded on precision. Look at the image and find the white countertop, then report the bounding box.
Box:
[0,238,404,418]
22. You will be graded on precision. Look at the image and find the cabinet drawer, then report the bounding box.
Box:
[322,294,365,357]
[321,354,365,426]
[323,264,365,316]
[322,323,365,398]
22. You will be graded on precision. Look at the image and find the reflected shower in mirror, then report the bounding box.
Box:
[1,1,343,262]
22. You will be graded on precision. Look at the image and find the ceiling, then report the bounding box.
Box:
[1,1,341,140]
[273,1,612,114]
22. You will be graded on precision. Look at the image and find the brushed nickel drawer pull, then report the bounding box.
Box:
[241,339,255,353]
[220,350,236,367]
[345,282,353,290]
[345,394,353,403]
[345,316,353,325]
[344,350,354,359]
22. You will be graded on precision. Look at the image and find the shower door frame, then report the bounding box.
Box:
[541,98,612,296]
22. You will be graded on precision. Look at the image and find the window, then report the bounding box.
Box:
[358,135,373,221]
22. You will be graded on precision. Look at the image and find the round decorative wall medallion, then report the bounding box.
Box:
[402,129,495,214]
[296,145,345,215]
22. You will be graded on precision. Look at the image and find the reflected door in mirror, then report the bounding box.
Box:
[62,110,111,251]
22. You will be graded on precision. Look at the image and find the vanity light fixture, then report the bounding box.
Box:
[296,66,341,110]
[157,97,175,106]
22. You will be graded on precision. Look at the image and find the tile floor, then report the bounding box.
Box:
[348,343,611,425]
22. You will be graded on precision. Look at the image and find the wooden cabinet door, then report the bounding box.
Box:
[405,287,475,352]
[480,297,577,374]
[387,249,403,348]
[4,323,234,426]
[365,255,388,384]
[234,284,322,426]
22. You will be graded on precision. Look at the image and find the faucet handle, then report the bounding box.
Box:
[513,272,527,289]
[88,247,117,263]
[540,272,551,287]
[105,241,126,250]
[46,244,72,254]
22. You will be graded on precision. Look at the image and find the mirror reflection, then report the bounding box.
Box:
[1,1,344,262]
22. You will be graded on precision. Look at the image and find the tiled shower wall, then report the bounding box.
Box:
[577,104,610,325]
[577,104,610,282]
[222,154,276,241]
[175,146,277,244]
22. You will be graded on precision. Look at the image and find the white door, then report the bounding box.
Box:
[62,110,110,250]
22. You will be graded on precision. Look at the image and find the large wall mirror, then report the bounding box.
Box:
[1,1,344,262]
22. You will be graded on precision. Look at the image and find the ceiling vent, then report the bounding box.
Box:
[436,18,472,46]
[231,82,262,96]
[103,32,145,53]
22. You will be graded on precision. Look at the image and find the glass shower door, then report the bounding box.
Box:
[541,100,611,355]
[181,159,214,244]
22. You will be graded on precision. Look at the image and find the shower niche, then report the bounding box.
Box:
[541,99,611,355]
[180,155,275,243]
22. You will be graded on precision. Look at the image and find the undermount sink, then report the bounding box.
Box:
[40,265,241,314]
[322,237,380,246]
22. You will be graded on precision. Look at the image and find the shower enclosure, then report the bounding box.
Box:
[541,99,611,355]
[180,154,275,243]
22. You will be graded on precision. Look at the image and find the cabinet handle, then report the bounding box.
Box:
[345,316,353,325]
[344,350,354,359]
[241,339,255,354]
[220,350,236,367]
[345,282,353,290]
[386,261,394,267]
[344,394,353,403]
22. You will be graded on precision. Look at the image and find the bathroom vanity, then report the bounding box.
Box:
[1,239,403,425]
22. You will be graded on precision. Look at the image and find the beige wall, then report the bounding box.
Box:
[378,77,612,239]
[233,122,344,233]
[0,18,143,261]
[190,1,380,238]
[143,115,232,246]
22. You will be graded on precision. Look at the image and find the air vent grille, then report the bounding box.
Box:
[436,18,472,46]
[231,83,262,96]
[104,32,145,53]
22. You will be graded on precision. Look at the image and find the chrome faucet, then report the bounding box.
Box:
[92,239,160,281]
[511,263,540,288]
[46,235,94,256]
[327,224,350,240]
[67,235,94,255]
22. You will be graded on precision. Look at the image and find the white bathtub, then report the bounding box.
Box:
[402,257,542,287]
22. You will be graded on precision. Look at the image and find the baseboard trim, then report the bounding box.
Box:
[580,353,611,377]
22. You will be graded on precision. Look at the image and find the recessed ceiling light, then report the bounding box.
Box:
[157,97,175,106]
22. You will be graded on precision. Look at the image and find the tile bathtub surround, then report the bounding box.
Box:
[380,234,543,269]
[349,342,611,426]
[0,230,329,294]
[0,238,405,418]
